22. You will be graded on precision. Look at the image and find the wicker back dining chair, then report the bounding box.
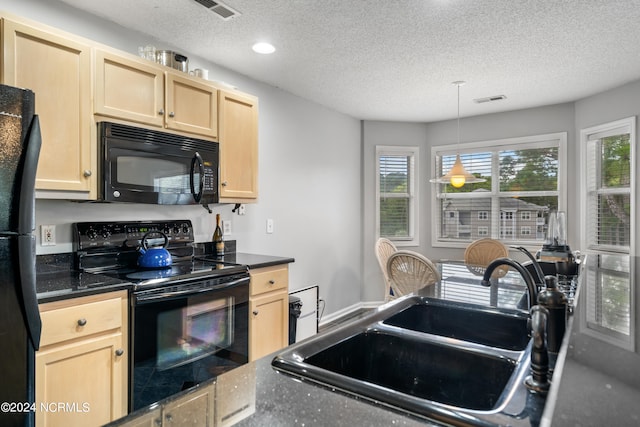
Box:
[386,250,440,298]
[375,238,397,301]
[464,238,509,277]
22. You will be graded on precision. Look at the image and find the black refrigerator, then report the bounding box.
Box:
[0,84,43,427]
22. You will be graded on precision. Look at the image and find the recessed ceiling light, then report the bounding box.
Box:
[252,42,275,54]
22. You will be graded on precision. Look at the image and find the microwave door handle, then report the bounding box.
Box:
[190,151,204,203]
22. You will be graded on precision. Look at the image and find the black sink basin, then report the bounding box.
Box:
[383,300,530,351]
[305,329,516,411]
[272,296,538,425]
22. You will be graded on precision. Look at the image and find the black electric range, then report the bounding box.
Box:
[73,220,251,411]
[72,220,247,290]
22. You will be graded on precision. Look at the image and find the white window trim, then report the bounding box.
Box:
[375,145,420,246]
[579,117,636,351]
[431,132,567,248]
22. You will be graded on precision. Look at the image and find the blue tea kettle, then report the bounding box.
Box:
[138,231,172,269]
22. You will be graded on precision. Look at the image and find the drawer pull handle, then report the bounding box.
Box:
[269,280,276,285]
[252,310,259,316]
[115,349,124,357]
[77,318,87,327]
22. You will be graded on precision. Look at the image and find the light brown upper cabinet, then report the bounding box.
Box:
[95,49,218,139]
[1,17,94,198]
[219,89,259,201]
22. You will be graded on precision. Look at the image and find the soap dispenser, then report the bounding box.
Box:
[537,275,568,353]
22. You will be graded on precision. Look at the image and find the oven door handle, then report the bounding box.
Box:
[190,151,204,203]
[134,276,250,303]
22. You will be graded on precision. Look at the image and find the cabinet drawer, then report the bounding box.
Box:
[39,297,122,347]
[250,266,288,296]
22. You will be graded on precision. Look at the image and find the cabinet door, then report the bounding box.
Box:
[2,18,93,195]
[219,90,258,201]
[95,49,165,127]
[162,386,214,427]
[165,73,218,138]
[249,290,288,361]
[35,333,126,427]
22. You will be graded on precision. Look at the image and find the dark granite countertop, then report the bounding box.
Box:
[225,252,295,270]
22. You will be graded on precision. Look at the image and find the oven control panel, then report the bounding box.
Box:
[73,220,194,250]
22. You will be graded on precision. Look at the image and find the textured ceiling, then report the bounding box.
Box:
[58,0,640,122]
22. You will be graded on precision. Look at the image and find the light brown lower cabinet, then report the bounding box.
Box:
[111,384,214,427]
[35,291,128,427]
[249,265,290,361]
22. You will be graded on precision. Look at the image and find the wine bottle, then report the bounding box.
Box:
[213,213,224,256]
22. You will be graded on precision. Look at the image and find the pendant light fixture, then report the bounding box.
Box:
[430,81,486,188]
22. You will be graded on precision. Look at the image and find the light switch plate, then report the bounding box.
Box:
[266,219,274,234]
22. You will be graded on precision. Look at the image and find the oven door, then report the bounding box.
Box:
[99,122,218,205]
[130,274,248,410]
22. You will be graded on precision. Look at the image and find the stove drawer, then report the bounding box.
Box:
[250,265,288,296]
[39,292,124,347]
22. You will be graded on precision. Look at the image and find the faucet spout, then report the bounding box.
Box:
[481,258,538,309]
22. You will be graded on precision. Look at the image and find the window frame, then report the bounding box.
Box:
[375,145,420,246]
[579,117,636,351]
[431,132,567,248]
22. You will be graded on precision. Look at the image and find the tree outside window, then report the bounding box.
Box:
[432,133,565,246]
[376,146,419,244]
[581,117,635,349]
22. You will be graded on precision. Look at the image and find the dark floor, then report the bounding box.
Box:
[318,308,374,333]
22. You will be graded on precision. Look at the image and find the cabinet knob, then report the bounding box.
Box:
[158,109,165,116]
[269,280,276,285]
[154,419,162,427]
[115,349,124,357]
[221,181,228,186]
[77,318,87,327]
[165,413,174,423]
[169,111,175,118]
[83,170,92,177]
[252,310,259,316]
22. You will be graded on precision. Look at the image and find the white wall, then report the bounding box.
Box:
[2,0,363,318]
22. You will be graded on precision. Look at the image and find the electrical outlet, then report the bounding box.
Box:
[41,224,56,246]
[266,218,274,234]
[237,204,246,215]
[223,220,232,235]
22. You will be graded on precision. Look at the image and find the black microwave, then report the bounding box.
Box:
[98,122,218,206]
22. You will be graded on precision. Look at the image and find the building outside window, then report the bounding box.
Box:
[520,226,531,236]
[580,117,635,350]
[376,146,419,245]
[431,133,566,246]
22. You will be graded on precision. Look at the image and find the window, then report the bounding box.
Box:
[581,117,635,350]
[432,133,566,247]
[521,226,531,236]
[478,226,489,236]
[376,146,419,245]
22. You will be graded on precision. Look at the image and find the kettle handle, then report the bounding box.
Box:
[141,230,169,250]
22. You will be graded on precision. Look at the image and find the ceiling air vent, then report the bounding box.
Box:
[473,95,507,104]
[193,0,240,20]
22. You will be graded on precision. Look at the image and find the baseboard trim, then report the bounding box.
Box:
[318,300,384,327]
